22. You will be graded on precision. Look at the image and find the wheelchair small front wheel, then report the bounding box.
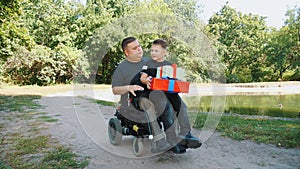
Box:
[133,137,143,157]
[108,118,122,146]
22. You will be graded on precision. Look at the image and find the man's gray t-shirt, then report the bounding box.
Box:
[112,58,148,107]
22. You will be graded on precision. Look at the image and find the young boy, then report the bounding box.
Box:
[130,39,202,153]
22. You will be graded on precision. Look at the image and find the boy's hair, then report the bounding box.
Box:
[121,37,137,52]
[152,39,167,49]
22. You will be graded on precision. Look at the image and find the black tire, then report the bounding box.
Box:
[108,118,122,146]
[133,137,144,157]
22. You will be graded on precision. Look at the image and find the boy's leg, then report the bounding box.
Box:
[167,93,202,149]
[158,101,176,144]
[149,91,186,154]
[167,93,190,136]
[159,101,186,154]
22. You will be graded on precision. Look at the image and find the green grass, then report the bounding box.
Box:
[0,162,13,169]
[94,99,115,106]
[37,115,59,122]
[193,113,300,148]
[0,95,89,168]
[84,97,115,106]
[0,95,42,112]
[13,135,49,155]
[3,137,89,169]
[42,146,89,168]
[95,97,300,149]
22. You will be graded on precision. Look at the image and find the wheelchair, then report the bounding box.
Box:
[107,104,157,157]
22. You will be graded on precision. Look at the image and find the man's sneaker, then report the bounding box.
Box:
[171,143,186,154]
[151,139,171,153]
[179,132,202,149]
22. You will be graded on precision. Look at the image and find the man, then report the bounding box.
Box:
[111,36,171,153]
[112,37,201,154]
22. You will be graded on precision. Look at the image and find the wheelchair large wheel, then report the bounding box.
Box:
[133,137,143,157]
[108,118,122,146]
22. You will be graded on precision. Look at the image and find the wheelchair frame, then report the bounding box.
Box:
[107,106,155,157]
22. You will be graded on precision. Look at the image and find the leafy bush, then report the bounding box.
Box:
[226,74,240,83]
[3,44,89,85]
[290,71,300,81]
[283,70,300,81]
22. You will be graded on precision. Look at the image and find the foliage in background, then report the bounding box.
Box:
[94,0,221,84]
[265,7,300,81]
[0,0,33,62]
[206,4,300,83]
[206,4,270,83]
[0,0,299,85]
[2,44,88,85]
[163,0,202,24]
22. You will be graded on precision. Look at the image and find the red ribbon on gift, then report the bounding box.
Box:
[159,64,177,78]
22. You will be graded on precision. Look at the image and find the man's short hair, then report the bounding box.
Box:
[121,37,137,52]
[152,39,167,49]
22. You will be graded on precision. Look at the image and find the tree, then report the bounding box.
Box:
[1,0,218,85]
[1,0,91,85]
[163,0,201,24]
[0,0,33,62]
[265,6,300,81]
[206,4,269,82]
[22,0,89,49]
[3,44,89,85]
[93,0,218,84]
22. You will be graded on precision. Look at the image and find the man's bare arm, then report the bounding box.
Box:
[112,85,144,96]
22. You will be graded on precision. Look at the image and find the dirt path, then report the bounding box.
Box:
[40,96,300,169]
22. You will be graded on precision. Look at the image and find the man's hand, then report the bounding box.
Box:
[127,85,144,96]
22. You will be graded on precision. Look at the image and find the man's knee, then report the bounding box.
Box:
[149,91,168,115]
[138,97,154,110]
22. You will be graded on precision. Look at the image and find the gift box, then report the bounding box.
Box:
[156,64,177,78]
[150,78,190,93]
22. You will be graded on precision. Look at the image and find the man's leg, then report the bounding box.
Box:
[138,97,170,153]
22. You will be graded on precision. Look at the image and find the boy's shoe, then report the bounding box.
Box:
[171,143,186,154]
[179,132,202,149]
[151,139,171,153]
